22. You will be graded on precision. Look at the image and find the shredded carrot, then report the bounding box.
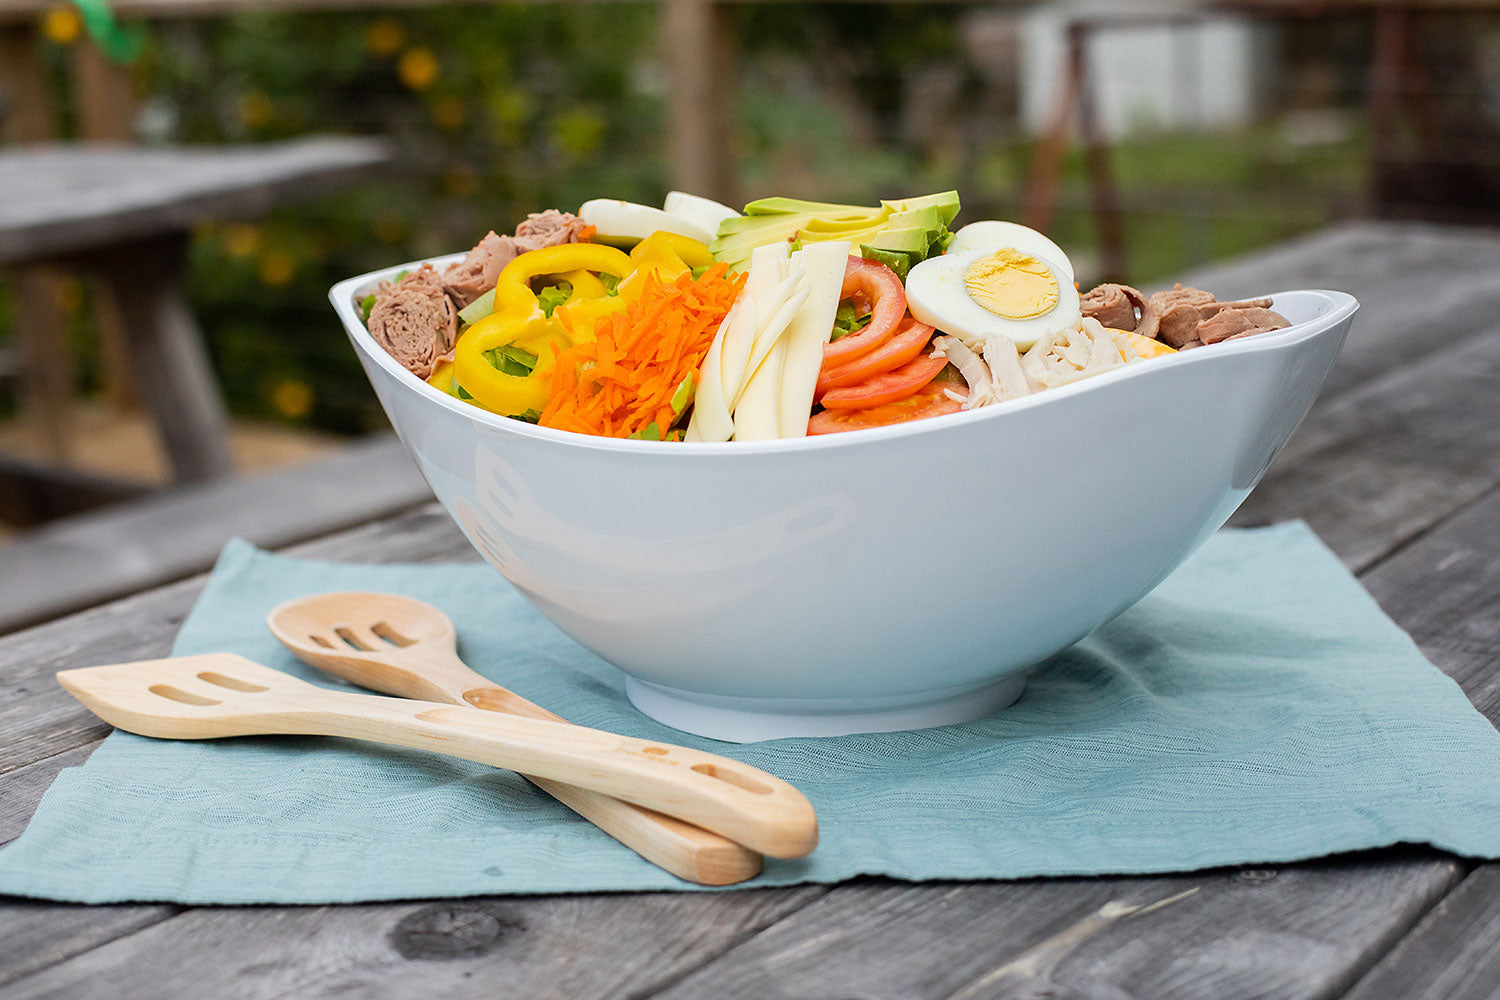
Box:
[541,263,745,438]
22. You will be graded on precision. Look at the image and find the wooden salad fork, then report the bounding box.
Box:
[265,592,767,885]
[56,653,817,865]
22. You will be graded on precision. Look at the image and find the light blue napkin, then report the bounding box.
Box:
[3,524,1498,904]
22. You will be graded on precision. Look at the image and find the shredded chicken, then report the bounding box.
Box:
[1022,318,1140,389]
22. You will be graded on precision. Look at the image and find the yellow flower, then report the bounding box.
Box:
[220,223,261,258]
[365,17,405,57]
[270,379,314,420]
[397,48,439,92]
[240,90,275,130]
[257,250,296,287]
[42,4,82,45]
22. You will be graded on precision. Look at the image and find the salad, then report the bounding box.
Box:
[361,191,1289,440]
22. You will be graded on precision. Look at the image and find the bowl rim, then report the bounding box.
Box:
[331,255,1360,457]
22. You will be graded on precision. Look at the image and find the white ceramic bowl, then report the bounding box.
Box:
[332,257,1357,742]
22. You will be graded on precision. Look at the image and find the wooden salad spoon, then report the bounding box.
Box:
[57,652,818,863]
[266,592,767,885]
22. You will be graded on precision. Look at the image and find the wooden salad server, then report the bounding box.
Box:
[56,652,818,863]
[265,592,767,885]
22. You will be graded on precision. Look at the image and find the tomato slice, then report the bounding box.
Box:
[816,317,935,398]
[823,256,907,366]
[819,352,949,409]
[808,379,964,435]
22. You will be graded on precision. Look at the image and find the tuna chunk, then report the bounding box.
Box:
[1079,283,1149,331]
[1156,302,1206,349]
[514,209,592,250]
[440,211,594,308]
[366,264,458,380]
[1198,305,1290,344]
[442,231,515,309]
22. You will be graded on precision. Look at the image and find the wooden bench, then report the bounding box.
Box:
[0,136,391,488]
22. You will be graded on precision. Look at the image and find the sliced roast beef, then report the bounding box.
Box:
[1198,305,1290,344]
[442,231,515,309]
[1079,283,1149,331]
[366,264,458,380]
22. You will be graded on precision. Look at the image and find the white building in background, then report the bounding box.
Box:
[1019,2,1275,139]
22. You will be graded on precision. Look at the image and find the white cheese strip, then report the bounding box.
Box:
[685,297,745,442]
[720,244,788,403]
[775,241,850,438]
[732,283,806,413]
[733,333,788,441]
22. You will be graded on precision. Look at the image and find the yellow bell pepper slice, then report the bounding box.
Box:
[454,243,634,416]
[618,232,712,294]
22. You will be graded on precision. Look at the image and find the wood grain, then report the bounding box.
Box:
[0,138,391,266]
[1,888,826,1000]
[647,856,1459,1000]
[1229,324,1500,570]
[1343,864,1500,1000]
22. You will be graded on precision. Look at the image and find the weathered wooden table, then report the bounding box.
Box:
[2,219,1498,999]
[0,136,390,485]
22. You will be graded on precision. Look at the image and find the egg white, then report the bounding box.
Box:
[949,221,1075,282]
[579,198,714,244]
[905,246,1081,352]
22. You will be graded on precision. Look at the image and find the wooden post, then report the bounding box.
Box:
[1072,23,1126,282]
[94,234,236,484]
[73,39,143,411]
[1021,25,1082,235]
[1,23,77,464]
[662,0,738,205]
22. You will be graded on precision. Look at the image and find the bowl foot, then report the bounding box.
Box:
[624,673,1028,743]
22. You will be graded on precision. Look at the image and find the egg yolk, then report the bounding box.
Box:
[964,249,1059,320]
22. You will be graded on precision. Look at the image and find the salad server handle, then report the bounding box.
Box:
[293,687,818,861]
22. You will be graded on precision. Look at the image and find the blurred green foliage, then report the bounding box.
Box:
[1,3,1366,434]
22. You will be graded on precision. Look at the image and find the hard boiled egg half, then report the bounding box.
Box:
[906,225,1080,351]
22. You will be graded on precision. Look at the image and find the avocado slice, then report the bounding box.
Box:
[743,197,886,219]
[867,226,931,254]
[713,191,961,271]
[883,190,961,226]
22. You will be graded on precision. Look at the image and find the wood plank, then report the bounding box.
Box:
[646,856,1459,1000]
[0,504,465,776]
[0,901,178,991]
[1342,865,1500,1000]
[1229,323,1500,571]
[1176,221,1500,404]
[1359,485,1500,717]
[1,887,826,1000]
[0,137,391,265]
[0,434,432,633]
